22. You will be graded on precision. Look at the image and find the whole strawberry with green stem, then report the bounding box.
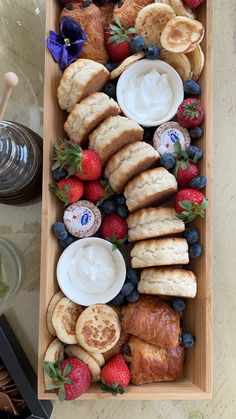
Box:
[100,354,130,395]
[177,98,204,128]
[50,177,84,205]
[173,141,199,189]
[175,189,208,223]
[52,142,102,181]
[105,18,136,62]
[44,358,91,401]
[100,214,128,251]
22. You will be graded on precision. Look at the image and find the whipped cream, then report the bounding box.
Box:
[67,244,116,295]
[123,69,173,124]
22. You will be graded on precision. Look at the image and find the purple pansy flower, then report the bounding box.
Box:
[46,17,87,71]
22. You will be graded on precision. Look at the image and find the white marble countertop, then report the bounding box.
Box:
[0,1,235,418]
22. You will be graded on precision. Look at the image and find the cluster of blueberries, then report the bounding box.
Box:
[100,194,129,219]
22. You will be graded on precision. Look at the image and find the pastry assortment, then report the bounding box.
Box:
[44,0,208,399]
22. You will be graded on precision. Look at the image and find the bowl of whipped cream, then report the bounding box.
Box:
[116,59,184,127]
[57,237,126,306]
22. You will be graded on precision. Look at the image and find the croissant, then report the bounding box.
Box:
[61,3,109,64]
[100,3,115,31]
[127,336,185,385]
[113,0,154,29]
[121,295,181,348]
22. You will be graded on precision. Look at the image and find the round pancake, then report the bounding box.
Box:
[75,304,121,353]
[52,297,83,344]
[44,338,64,388]
[65,345,101,382]
[46,291,64,336]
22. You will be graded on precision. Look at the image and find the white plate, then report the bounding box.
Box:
[57,237,126,306]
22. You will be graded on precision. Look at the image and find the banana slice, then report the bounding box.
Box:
[155,0,172,5]
[44,338,64,388]
[161,51,192,81]
[90,351,105,368]
[135,3,176,47]
[65,345,101,382]
[186,45,205,80]
[160,16,205,53]
[110,52,145,80]
[46,291,64,336]
[169,0,196,19]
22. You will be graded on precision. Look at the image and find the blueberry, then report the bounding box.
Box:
[52,168,68,183]
[130,35,145,53]
[126,268,140,286]
[181,332,195,348]
[115,195,126,206]
[59,234,76,248]
[172,298,186,312]
[112,291,126,306]
[183,80,201,96]
[143,127,155,142]
[160,153,176,170]
[117,205,129,218]
[189,126,203,140]
[126,289,140,303]
[104,62,117,72]
[101,199,117,214]
[186,145,203,161]
[189,243,202,259]
[183,227,199,245]
[102,82,116,99]
[145,45,161,60]
[190,175,207,190]
[52,222,68,240]
[121,282,134,296]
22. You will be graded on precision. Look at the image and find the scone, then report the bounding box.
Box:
[52,297,83,344]
[138,268,197,297]
[61,3,109,63]
[44,338,64,388]
[127,207,185,242]
[65,345,101,382]
[89,115,144,165]
[127,336,184,384]
[57,59,109,112]
[124,167,177,212]
[113,0,154,30]
[46,291,64,336]
[131,238,189,268]
[105,142,160,193]
[75,304,121,353]
[135,3,176,47]
[64,93,120,146]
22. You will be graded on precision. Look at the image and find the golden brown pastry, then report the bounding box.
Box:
[127,336,184,384]
[121,295,180,348]
[113,0,154,29]
[100,3,115,31]
[61,3,109,63]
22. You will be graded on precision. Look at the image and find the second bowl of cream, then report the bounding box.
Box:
[117,59,184,127]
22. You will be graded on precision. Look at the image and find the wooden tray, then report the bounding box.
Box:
[38,0,213,400]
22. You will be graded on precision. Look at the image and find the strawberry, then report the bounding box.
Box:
[44,358,91,401]
[84,179,114,204]
[176,161,199,189]
[100,214,128,250]
[52,142,102,181]
[50,177,84,205]
[177,98,204,128]
[183,0,205,9]
[100,354,130,395]
[174,189,208,223]
[105,18,136,62]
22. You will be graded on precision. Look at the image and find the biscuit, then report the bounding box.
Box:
[65,345,101,382]
[113,0,154,29]
[52,297,83,344]
[44,338,64,388]
[75,304,121,353]
[57,59,110,112]
[124,167,177,212]
[64,93,120,146]
[131,238,189,268]
[46,291,64,336]
[135,3,176,47]
[127,207,185,242]
[138,268,197,297]
[89,115,144,165]
[105,142,160,193]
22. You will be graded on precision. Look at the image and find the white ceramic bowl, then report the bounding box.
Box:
[116,59,184,127]
[57,237,126,306]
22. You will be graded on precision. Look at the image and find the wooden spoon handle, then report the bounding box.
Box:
[0,72,19,123]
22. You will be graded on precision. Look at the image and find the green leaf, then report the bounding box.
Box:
[127,28,136,34]
[52,161,62,171]
[192,153,198,164]
[179,200,192,210]
[180,161,188,170]
[58,386,66,402]
[44,361,58,380]
[45,384,59,391]
[62,362,72,377]
[174,140,182,154]
[109,24,120,31]
[114,17,123,29]
[201,198,208,209]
